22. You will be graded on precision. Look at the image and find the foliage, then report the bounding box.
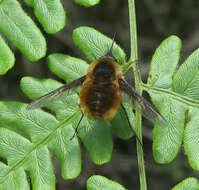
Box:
[0,25,199,189]
[0,0,100,74]
[86,175,126,190]
[171,177,199,190]
[145,36,199,169]
[0,27,133,189]
[0,0,199,189]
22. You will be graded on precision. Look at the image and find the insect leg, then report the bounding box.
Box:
[121,103,143,147]
[70,113,84,140]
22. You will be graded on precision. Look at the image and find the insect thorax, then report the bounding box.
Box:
[92,61,115,81]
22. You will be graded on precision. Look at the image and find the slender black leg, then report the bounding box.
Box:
[121,103,143,146]
[70,113,84,140]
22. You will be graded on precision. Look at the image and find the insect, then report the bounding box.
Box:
[27,42,166,137]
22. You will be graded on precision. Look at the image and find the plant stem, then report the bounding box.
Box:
[128,0,147,189]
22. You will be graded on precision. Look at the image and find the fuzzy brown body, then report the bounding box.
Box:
[80,57,122,120]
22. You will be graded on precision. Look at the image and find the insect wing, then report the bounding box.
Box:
[27,76,86,110]
[119,78,167,127]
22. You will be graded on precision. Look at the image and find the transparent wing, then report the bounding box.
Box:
[119,78,167,127]
[27,76,86,110]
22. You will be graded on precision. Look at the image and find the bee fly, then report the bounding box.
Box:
[27,40,166,140]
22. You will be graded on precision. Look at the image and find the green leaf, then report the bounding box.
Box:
[172,48,199,100]
[24,146,56,190]
[0,101,58,143]
[0,161,29,190]
[0,128,33,165]
[0,101,81,189]
[47,53,89,82]
[111,104,134,140]
[145,35,199,164]
[23,0,66,33]
[145,36,184,163]
[0,0,46,61]
[150,93,186,163]
[79,118,113,165]
[48,124,81,179]
[87,175,126,190]
[171,177,199,190]
[74,0,100,7]
[73,26,126,64]
[184,109,199,170]
[0,35,15,75]
[33,0,66,34]
[0,128,55,190]
[148,35,181,88]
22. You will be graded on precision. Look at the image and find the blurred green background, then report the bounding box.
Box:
[0,0,199,189]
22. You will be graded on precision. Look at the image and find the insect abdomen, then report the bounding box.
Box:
[80,82,121,120]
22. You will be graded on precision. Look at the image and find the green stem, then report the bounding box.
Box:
[128,0,147,189]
